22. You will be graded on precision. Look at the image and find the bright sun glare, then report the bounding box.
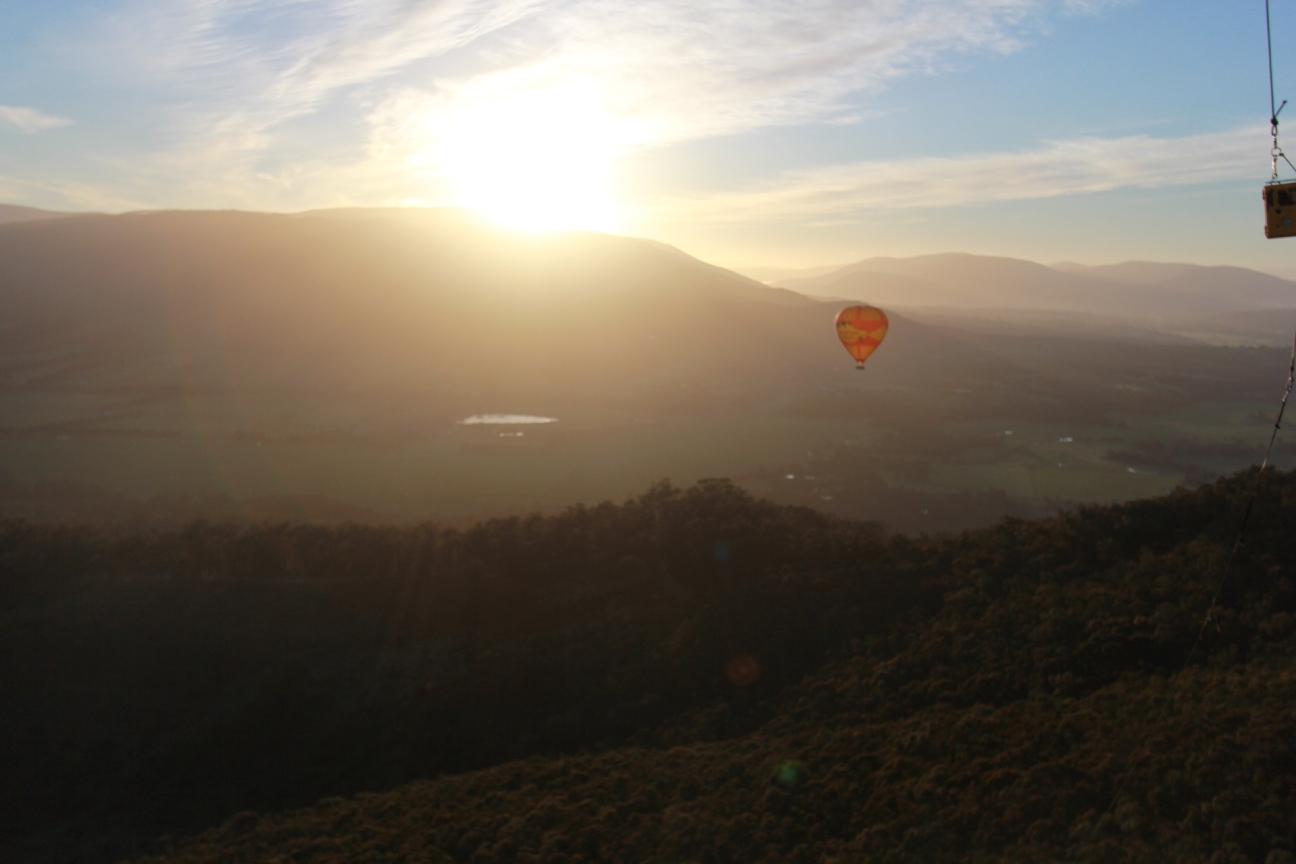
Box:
[435,83,625,233]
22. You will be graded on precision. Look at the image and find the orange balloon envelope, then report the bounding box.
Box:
[835,305,888,369]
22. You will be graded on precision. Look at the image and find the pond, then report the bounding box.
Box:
[458,414,558,425]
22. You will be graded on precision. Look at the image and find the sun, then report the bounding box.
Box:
[433,82,625,232]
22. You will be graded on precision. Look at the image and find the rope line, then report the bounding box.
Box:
[1270,0,1279,122]
[1267,0,1296,179]
[1094,328,1296,831]
[1086,1,1296,840]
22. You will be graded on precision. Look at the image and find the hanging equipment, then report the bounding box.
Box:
[1263,0,1296,237]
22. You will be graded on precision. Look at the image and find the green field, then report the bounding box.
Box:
[0,410,871,519]
[3,297,1293,533]
[2,376,1289,534]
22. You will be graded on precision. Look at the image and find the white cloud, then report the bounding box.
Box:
[67,0,1055,185]
[375,0,1041,154]
[0,105,74,134]
[111,0,1043,137]
[50,0,545,204]
[1062,0,1136,13]
[645,125,1264,222]
[93,0,544,127]
[353,0,1049,214]
[35,0,1119,210]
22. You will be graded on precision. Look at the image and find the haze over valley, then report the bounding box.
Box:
[5,3,1296,863]
[3,206,1294,535]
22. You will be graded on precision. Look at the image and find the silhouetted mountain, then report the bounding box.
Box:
[0,208,997,405]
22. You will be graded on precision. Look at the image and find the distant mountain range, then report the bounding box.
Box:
[0,207,805,395]
[774,251,1296,321]
[0,207,1001,407]
[3,204,1293,413]
[0,204,72,225]
[8,201,1293,324]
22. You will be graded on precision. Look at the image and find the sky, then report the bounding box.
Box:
[2,0,1294,275]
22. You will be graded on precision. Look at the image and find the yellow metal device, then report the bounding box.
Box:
[1264,181,1296,238]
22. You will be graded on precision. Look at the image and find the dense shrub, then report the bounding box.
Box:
[3,471,1294,863]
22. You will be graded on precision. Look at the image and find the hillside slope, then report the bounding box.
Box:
[143,472,1296,864]
[139,662,1296,864]
[4,470,1294,863]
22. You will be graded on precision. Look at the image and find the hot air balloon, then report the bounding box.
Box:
[835,305,888,369]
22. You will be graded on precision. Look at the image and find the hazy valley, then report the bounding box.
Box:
[3,205,1296,863]
[2,207,1295,535]
[9,2,1295,862]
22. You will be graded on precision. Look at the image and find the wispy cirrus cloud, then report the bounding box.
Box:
[25,0,1129,211]
[1062,0,1136,13]
[104,0,545,114]
[0,105,74,134]
[65,0,545,201]
[372,0,1042,155]
[91,0,1050,157]
[646,125,1264,222]
[355,0,1057,215]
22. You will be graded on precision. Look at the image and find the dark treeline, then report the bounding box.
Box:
[3,481,903,862]
[4,472,1296,863]
[1,478,888,603]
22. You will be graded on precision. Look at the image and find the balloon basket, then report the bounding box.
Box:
[1264,180,1296,238]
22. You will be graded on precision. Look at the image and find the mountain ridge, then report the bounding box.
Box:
[0,203,75,225]
[776,251,1296,319]
[0,207,994,400]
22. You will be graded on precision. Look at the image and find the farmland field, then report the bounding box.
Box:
[2,364,1290,534]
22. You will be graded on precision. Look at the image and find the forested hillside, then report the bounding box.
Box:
[3,470,1295,863]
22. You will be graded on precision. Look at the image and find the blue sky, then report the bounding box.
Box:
[2,0,1293,274]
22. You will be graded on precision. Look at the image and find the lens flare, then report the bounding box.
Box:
[725,654,762,687]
